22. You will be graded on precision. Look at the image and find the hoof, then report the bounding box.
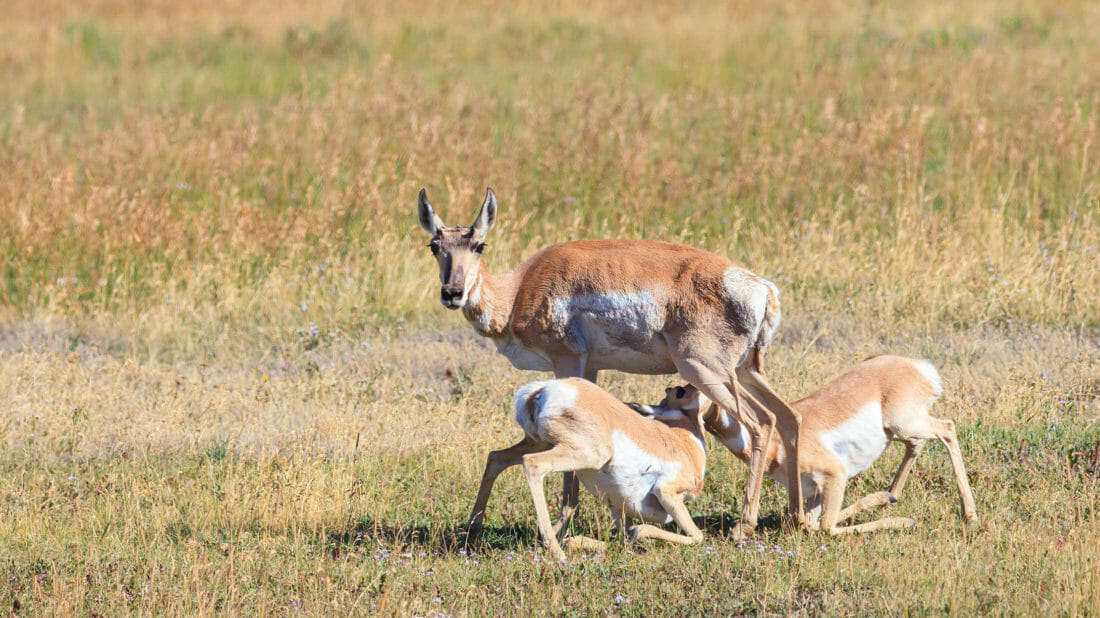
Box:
[728,521,754,541]
[886,492,898,504]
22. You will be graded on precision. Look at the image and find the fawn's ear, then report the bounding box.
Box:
[417,188,445,236]
[625,402,658,417]
[471,188,497,238]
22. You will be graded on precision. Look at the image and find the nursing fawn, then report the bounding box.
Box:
[658,355,977,534]
[486,378,707,560]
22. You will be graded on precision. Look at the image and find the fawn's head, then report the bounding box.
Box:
[660,384,702,411]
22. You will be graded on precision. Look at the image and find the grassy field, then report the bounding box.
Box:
[1,0,1098,614]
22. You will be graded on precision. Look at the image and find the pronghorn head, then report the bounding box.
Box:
[416,187,497,309]
[660,384,702,412]
[626,384,708,423]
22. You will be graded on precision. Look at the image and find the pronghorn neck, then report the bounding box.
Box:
[460,267,516,338]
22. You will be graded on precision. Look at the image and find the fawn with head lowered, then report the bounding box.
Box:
[500,378,707,561]
[418,187,803,538]
[657,355,977,533]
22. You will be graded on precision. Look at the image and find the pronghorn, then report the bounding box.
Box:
[655,355,978,533]
[417,187,803,538]
[506,378,707,561]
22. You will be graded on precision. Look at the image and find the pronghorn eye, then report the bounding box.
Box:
[428,242,440,256]
[474,243,487,255]
[675,386,686,399]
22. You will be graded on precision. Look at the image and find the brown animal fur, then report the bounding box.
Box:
[418,188,803,538]
[660,355,978,534]
[484,378,707,560]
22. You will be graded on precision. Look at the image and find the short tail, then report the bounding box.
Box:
[753,280,782,373]
[513,381,549,439]
[512,379,579,440]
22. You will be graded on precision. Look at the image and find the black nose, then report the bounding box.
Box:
[441,286,463,302]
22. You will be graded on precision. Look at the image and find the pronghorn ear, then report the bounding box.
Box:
[417,188,445,236]
[471,188,497,237]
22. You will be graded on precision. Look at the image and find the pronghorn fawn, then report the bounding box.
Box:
[659,355,977,533]
[502,378,706,561]
[417,188,803,538]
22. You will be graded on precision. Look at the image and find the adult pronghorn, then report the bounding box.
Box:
[508,378,707,561]
[654,355,978,534]
[417,187,803,538]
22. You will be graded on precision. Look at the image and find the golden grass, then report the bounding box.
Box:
[1,0,1098,614]
[2,315,1097,613]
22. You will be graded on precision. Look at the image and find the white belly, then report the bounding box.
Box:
[818,401,890,479]
[577,430,685,524]
[494,336,553,371]
[553,292,677,374]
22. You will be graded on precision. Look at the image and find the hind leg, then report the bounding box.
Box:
[836,491,898,523]
[676,362,774,539]
[831,439,924,524]
[929,418,978,522]
[466,436,547,536]
[546,358,597,535]
[894,418,977,523]
[522,444,603,561]
[736,364,803,526]
[834,439,926,524]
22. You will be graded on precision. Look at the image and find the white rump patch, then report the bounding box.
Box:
[819,400,890,479]
[721,268,774,349]
[512,380,578,441]
[913,359,943,398]
[722,269,768,313]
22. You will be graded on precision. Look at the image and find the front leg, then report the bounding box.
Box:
[835,491,897,523]
[627,486,704,546]
[563,500,618,554]
[682,376,767,539]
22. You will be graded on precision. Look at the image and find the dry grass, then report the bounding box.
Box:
[1,0,1098,614]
